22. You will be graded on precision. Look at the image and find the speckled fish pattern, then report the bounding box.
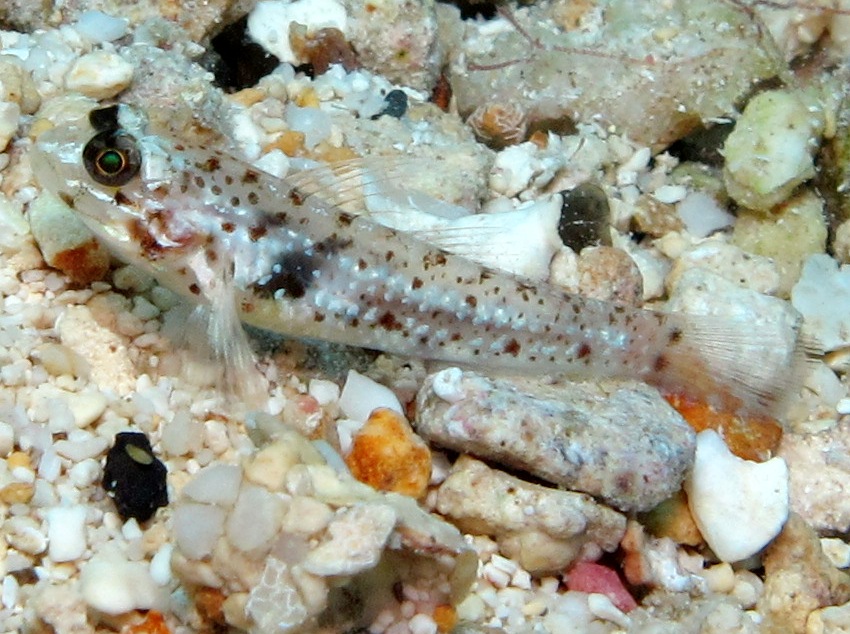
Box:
[31,106,802,415]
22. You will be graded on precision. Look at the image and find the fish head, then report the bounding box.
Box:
[31,105,204,273]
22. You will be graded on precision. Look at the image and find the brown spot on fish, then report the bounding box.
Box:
[357,258,368,270]
[504,338,521,356]
[248,222,268,242]
[338,212,354,227]
[189,283,201,295]
[247,191,259,205]
[314,311,326,322]
[197,156,220,172]
[205,248,218,262]
[465,295,477,308]
[114,190,132,205]
[385,250,395,262]
[59,192,76,208]
[224,174,234,185]
[668,327,683,344]
[241,169,259,184]
[194,175,206,188]
[378,311,403,331]
[577,342,592,359]
[654,354,669,373]
[211,184,223,196]
[230,196,240,206]
[241,300,254,313]
[411,277,423,290]
[221,221,236,233]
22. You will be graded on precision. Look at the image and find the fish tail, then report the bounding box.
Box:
[648,311,812,420]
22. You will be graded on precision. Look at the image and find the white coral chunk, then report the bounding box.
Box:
[686,430,789,563]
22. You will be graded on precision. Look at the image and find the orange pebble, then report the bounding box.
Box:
[345,407,431,498]
[433,604,458,632]
[665,393,782,462]
[194,586,227,626]
[125,611,169,634]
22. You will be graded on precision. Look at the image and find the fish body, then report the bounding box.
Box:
[31,106,802,414]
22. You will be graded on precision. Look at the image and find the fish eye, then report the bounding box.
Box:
[83,130,141,186]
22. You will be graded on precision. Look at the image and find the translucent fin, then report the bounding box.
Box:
[184,251,268,410]
[650,311,812,421]
[287,156,429,212]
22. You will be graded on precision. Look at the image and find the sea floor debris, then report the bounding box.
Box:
[3,1,850,633]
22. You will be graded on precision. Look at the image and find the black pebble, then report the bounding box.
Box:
[205,15,280,92]
[102,431,168,523]
[557,182,612,250]
[371,89,408,120]
[666,122,734,167]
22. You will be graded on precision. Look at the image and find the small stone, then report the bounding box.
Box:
[225,483,286,556]
[558,183,612,250]
[345,407,431,498]
[435,456,626,575]
[758,514,850,633]
[733,189,828,295]
[302,502,396,576]
[27,192,110,285]
[35,342,90,379]
[182,463,242,506]
[65,51,134,100]
[102,432,168,523]
[685,430,789,563]
[66,390,107,428]
[173,503,227,560]
[80,547,162,615]
[4,516,47,555]
[46,505,87,562]
[0,421,13,457]
[0,482,34,504]
[338,370,403,422]
[723,89,824,212]
[416,370,695,512]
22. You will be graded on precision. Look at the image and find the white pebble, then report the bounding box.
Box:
[80,548,162,614]
[408,613,437,634]
[2,575,19,609]
[308,378,340,406]
[65,51,133,100]
[0,101,19,150]
[68,458,101,488]
[183,463,243,505]
[686,430,789,563]
[338,370,402,422]
[0,421,13,457]
[588,593,630,629]
[4,517,47,554]
[149,543,173,586]
[46,505,87,562]
[74,11,129,42]
[173,503,226,560]
[821,537,850,568]
[430,367,465,403]
[653,184,688,204]
[66,390,107,428]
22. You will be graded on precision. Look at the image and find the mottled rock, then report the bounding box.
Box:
[345,408,431,498]
[415,369,696,512]
[723,89,824,212]
[667,241,782,296]
[27,191,110,285]
[780,420,850,533]
[435,456,626,575]
[733,190,828,295]
[172,428,474,633]
[447,0,784,148]
[758,514,850,634]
